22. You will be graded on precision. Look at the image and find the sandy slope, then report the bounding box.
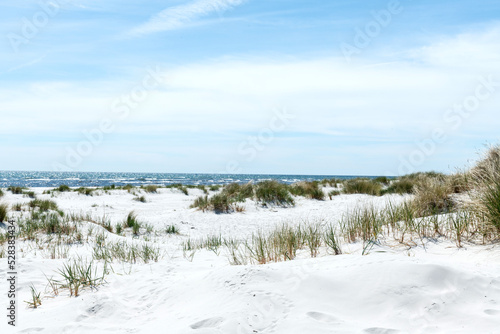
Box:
[1,188,499,334]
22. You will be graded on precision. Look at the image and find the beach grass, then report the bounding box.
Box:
[255,180,294,207]
[381,179,415,195]
[373,176,392,185]
[0,204,8,222]
[343,178,382,196]
[25,284,42,308]
[209,185,221,191]
[190,183,254,213]
[166,183,189,195]
[29,199,58,212]
[412,176,454,216]
[289,181,325,200]
[328,190,341,199]
[470,145,500,231]
[75,187,94,196]
[93,237,162,264]
[165,225,179,234]
[134,195,147,203]
[57,184,71,192]
[143,185,158,193]
[8,186,26,194]
[23,190,36,199]
[124,211,142,235]
[55,258,107,297]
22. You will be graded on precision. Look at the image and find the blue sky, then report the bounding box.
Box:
[1,0,500,175]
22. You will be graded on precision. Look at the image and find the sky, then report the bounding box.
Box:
[1,0,500,176]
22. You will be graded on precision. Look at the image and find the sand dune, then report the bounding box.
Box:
[1,188,499,333]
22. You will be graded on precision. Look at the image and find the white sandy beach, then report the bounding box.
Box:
[1,187,500,334]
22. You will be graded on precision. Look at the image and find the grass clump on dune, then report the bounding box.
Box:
[381,179,415,195]
[124,211,141,235]
[209,193,234,213]
[190,183,255,213]
[401,171,447,181]
[75,187,94,196]
[165,225,179,234]
[23,190,36,199]
[343,178,382,196]
[190,195,210,211]
[122,184,135,192]
[57,184,71,192]
[133,195,147,203]
[328,190,341,199]
[411,175,455,216]
[16,211,78,241]
[0,204,8,222]
[92,239,162,264]
[191,181,295,212]
[29,199,58,212]
[223,183,254,202]
[189,223,342,265]
[320,178,344,187]
[166,183,189,195]
[470,145,500,231]
[143,185,158,193]
[290,181,325,200]
[255,181,294,207]
[373,176,392,185]
[42,213,75,235]
[209,185,221,192]
[194,192,243,213]
[8,186,25,194]
[25,284,42,308]
[195,185,209,194]
[55,258,107,297]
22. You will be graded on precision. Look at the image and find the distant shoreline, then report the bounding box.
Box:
[0,171,392,188]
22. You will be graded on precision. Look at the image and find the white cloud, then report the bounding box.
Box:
[3,25,500,173]
[408,24,500,69]
[129,0,246,36]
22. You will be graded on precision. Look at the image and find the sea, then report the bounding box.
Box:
[0,171,380,188]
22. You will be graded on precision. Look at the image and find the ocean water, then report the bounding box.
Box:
[0,171,378,188]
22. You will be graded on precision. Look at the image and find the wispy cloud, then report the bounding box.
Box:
[129,0,246,36]
[2,55,46,74]
[408,24,500,69]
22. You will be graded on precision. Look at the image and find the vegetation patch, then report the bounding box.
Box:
[57,185,71,192]
[8,186,25,194]
[290,181,325,200]
[142,185,158,193]
[470,145,500,231]
[190,183,255,213]
[75,187,94,196]
[254,181,295,207]
[381,179,415,195]
[23,190,36,199]
[0,204,8,222]
[343,178,382,196]
[29,199,59,212]
[133,195,147,203]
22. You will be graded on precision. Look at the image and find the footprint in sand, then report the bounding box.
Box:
[19,328,44,333]
[484,309,500,315]
[306,311,339,323]
[190,317,225,329]
[363,328,400,334]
